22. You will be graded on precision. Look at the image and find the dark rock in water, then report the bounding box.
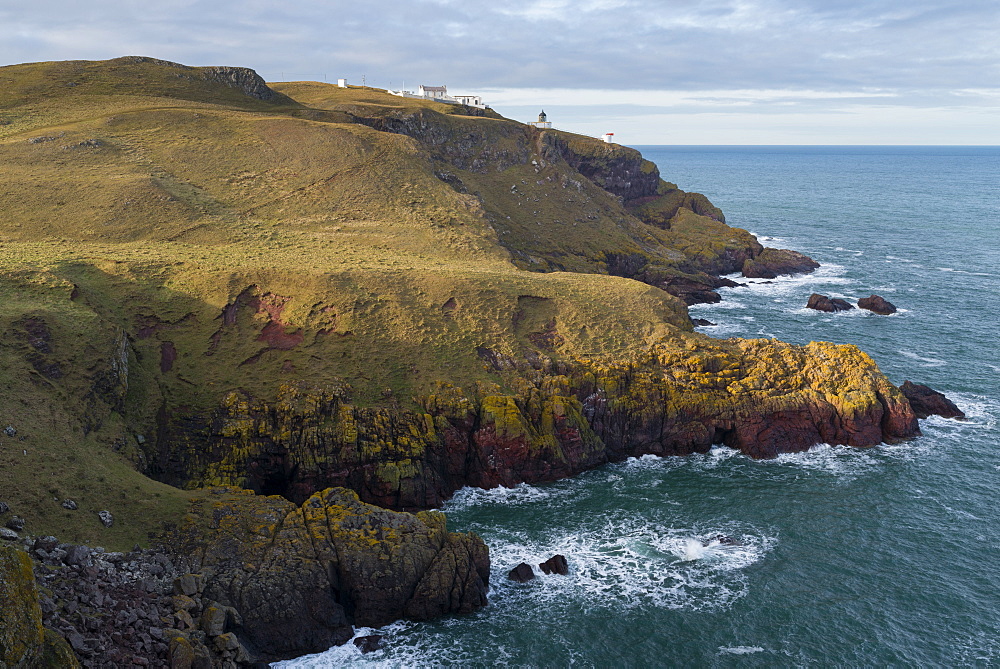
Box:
[508,562,535,582]
[807,293,854,312]
[98,510,114,528]
[62,499,78,511]
[742,247,820,279]
[900,381,966,420]
[692,318,716,327]
[857,294,897,315]
[354,635,384,654]
[538,554,569,575]
[6,516,25,531]
[703,534,743,547]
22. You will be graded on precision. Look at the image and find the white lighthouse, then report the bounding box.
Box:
[602,132,615,144]
[530,110,552,129]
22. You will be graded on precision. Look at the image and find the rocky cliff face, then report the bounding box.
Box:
[154,336,918,510]
[171,487,489,662]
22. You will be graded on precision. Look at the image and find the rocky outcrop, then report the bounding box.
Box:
[155,337,919,509]
[539,554,569,575]
[170,487,489,663]
[0,547,78,668]
[900,381,965,419]
[201,66,278,101]
[742,247,819,279]
[858,294,897,315]
[807,294,854,312]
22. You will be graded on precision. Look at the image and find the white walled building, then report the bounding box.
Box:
[337,78,348,88]
[418,85,449,99]
[389,84,488,109]
[602,132,615,143]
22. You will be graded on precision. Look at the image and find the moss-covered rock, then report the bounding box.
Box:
[0,547,79,668]
[169,487,489,663]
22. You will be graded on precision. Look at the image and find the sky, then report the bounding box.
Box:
[2,0,998,144]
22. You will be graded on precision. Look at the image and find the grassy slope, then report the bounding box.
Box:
[0,58,721,547]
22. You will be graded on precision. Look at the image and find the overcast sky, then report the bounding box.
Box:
[3,0,998,144]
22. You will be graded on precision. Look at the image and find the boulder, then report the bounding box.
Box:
[538,554,569,575]
[6,515,25,531]
[507,562,535,582]
[691,318,716,327]
[0,501,9,514]
[900,381,965,420]
[62,499,79,510]
[63,544,92,567]
[0,528,17,541]
[98,510,114,528]
[857,294,897,315]
[807,293,853,312]
[742,247,820,279]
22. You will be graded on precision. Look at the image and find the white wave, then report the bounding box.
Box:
[719,646,766,655]
[898,351,948,368]
[834,247,864,256]
[484,519,775,614]
[443,482,553,512]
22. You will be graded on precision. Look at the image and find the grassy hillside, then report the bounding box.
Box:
[0,57,884,547]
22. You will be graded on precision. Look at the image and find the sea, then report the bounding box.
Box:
[276,146,1000,667]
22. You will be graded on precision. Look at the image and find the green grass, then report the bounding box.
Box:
[0,57,769,544]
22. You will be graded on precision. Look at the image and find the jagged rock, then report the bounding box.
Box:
[508,562,535,582]
[354,635,384,653]
[0,528,18,541]
[742,248,819,279]
[0,501,8,514]
[807,293,854,312]
[4,425,16,437]
[6,516,25,531]
[170,487,489,663]
[858,294,897,315]
[900,381,966,420]
[703,534,743,546]
[98,510,114,528]
[538,554,569,575]
[692,318,716,327]
[62,499,79,510]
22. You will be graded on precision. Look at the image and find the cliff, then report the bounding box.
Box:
[0,56,924,663]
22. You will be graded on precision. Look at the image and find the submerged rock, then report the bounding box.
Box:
[508,562,535,582]
[692,318,716,327]
[900,381,965,420]
[354,635,384,654]
[742,248,819,279]
[858,294,897,315]
[807,293,854,312]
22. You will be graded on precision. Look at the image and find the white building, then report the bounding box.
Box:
[337,78,348,88]
[529,110,552,129]
[601,132,615,143]
[388,84,488,109]
[418,85,449,99]
[453,94,484,107]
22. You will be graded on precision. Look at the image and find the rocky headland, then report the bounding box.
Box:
[0,56,953,665]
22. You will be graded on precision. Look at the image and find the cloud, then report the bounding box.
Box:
[1,0,997,143]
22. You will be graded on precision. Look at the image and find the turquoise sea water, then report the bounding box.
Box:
[278,146,1000,667]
